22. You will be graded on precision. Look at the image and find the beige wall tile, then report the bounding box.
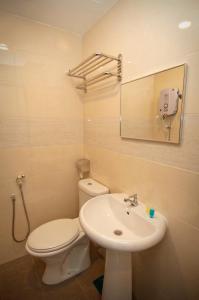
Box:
[84,114,199,172]
[0,85,27,117]
[0,11,83,264]
[133,217,199,300]
[83,1,199,299]
[0,3,199,300]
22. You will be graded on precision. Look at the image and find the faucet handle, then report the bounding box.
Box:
[130,193,138,205]
[123,193,138,206]
[129,193,137,199]
[124,198,129,202]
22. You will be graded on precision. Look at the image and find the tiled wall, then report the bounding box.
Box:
[0,12,83,264]
[0,2,199,299]
[83,0,199,299]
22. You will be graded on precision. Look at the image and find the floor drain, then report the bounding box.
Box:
[113,229,123,236]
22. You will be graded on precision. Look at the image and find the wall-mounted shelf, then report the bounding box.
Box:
[67,52,122,92]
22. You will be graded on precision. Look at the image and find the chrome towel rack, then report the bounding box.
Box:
[67,52,122,92]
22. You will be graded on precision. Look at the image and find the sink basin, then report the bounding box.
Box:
[80,193,167,300]
[80,193,166,252]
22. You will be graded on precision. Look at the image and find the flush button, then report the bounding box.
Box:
[87,182,92,185]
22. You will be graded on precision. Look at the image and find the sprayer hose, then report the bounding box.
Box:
[12,185,30,243]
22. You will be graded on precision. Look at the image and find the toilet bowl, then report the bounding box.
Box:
[25,178,109,284]
[26,218,90,284]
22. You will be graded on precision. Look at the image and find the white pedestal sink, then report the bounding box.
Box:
[80,193,167,300]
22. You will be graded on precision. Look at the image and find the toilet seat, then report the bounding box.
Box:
[27,219,79,253]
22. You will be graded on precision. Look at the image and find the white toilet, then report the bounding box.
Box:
[25,178,109,285]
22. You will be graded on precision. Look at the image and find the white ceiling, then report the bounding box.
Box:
[0,0,119,36]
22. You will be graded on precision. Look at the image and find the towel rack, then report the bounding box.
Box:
[67,52,122,92]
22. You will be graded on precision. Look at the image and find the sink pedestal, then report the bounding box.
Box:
[102,249,132,300]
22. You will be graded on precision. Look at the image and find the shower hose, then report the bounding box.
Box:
[11,178,30,243]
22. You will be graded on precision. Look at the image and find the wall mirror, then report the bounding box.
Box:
[120,64,186,143]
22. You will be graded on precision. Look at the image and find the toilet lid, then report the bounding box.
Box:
[27,219,79,252]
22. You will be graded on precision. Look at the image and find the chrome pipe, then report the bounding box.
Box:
[68,53,98,74]
[70,55,102,76]
[86,74,112,87]
[68,52,120,76]
[67,73,85,79]
[78,57,111,76]
[99,52,120,61]
[77,72,117,90]
[68,53,103,75]
[87,71,118,82]
[83,71,109,84]
[67,52,122,92]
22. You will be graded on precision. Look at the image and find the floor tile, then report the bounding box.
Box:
[0,254,104,300]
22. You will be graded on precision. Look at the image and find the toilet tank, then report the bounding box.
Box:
[78,178,109,211]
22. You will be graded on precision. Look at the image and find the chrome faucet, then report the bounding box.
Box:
[124,193,138,206]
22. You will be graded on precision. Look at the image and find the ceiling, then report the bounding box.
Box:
[0,0,119,36]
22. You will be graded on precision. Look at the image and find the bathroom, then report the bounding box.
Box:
[0,0,198,299]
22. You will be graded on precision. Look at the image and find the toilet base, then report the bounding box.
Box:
[41,236,90,285]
